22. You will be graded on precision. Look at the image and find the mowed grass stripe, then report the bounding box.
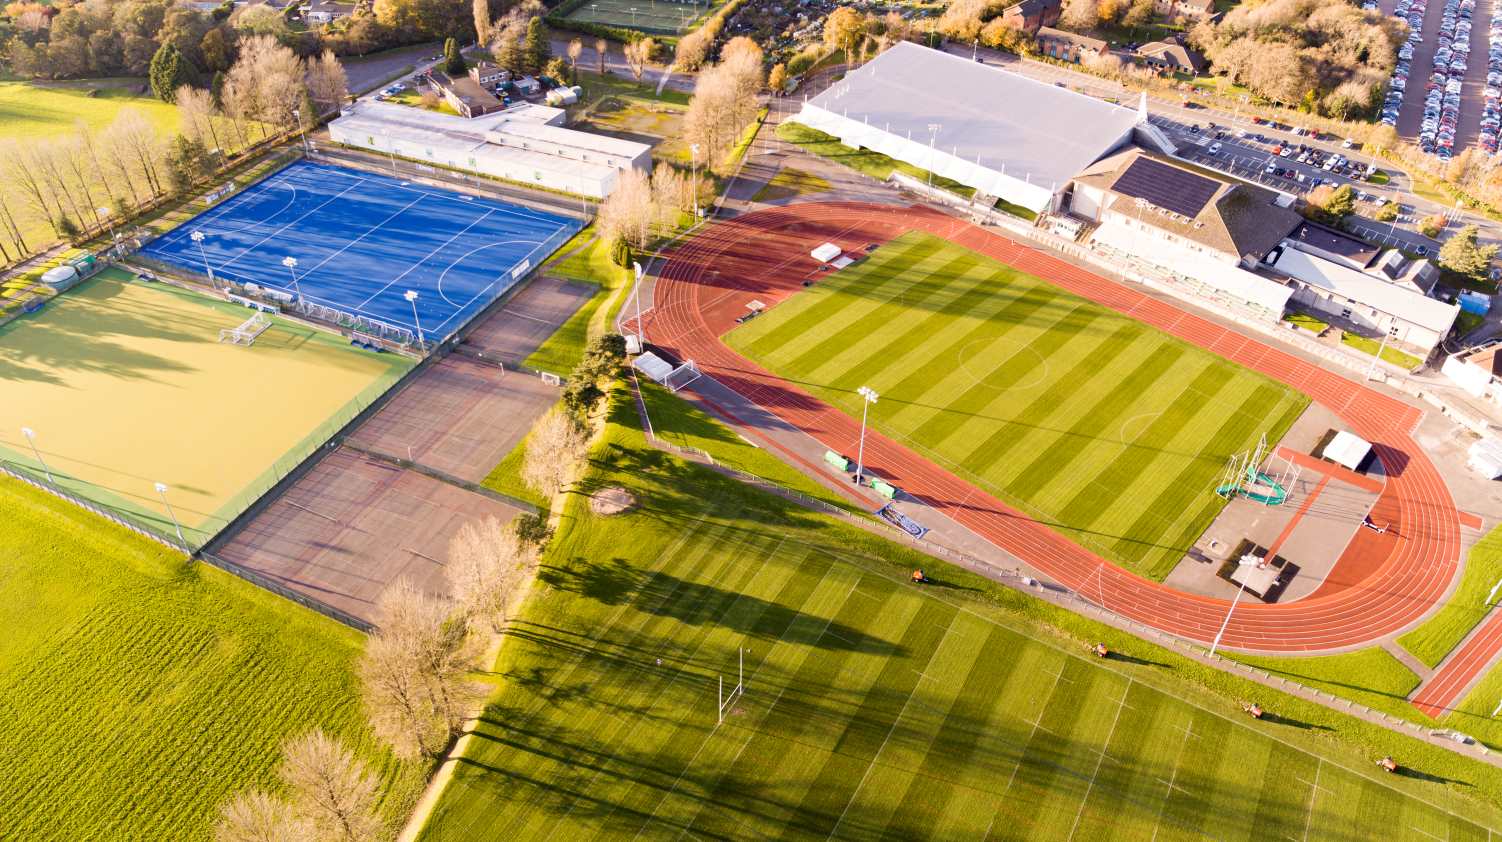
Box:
[1067,682,1182,842]
[956,319,1145,488]
[1002,341,1186,503]
[677,574,904,840]
[582,547,850,838]
[735,237,946,366]
[878,292,1094,438]
[777,599,957,840]
[790,253,1006,387]
[628,560,868,839]
[503,528,788,835]
[1048,359,1232,536]
[813,263,1024,395]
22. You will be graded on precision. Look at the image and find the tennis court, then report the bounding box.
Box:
[563,0,712,34]
[141,160,581,344]
[0,268,411,547]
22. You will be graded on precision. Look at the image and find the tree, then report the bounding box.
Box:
[445,516,541,633]
[178,84,225,152]
[1375,201,1398,222]
[521,409,588,498]
[1122,0,1153,29]
[1438,224,1498,280]
[673,27,711,72]
[522,16,549,74]
[443,35,466,75]
[545,55,568,82]
[596,37,607,74]
[306,50,349,114]
[149,42,194,102]
[493,22,524,70]
[1324,183,1355,218]
[683,53,761,175]
[211,70,228,105]
[610,236,632,268]
[1420,213,1446,239]
[473,0,491,46]
[623,36,653,83]
[598,166,654,250]
[567,37,582,82]
[1060,0,1098,31]
[279,730,382,842]
[824,6,864,67]
[214,791,312,842]
[767,62,787,95]
[359,579,480,760]
[200,26,234,72]
[166,134,216,193]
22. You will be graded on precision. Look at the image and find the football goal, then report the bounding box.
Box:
[664,359,702,393]
[219,312,272,346]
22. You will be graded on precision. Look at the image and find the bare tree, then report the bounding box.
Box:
[567,37,583,82]
[474,0,492,47]
[0,188,28,257]
[1060,0,1099,30]
[684,54,761,176]
[446,516,541,633]
[227,35,306,136]
[220,79,256,151]
[58,134,104,230]
[106,109,166,197]
[32,144,89,233]
[521,409,589,499]
[623,37,654,83]
[596,37,608,74]
[359,580,481,760]
[0,141,67,236]
[597,166,655,251]
[305,49,349,116]
[279,730,382,842]
[177,85,225,154]
[214,791,313,842]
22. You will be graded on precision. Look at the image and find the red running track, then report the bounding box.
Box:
[1412,613,1502,718]
[642,202,1465,655]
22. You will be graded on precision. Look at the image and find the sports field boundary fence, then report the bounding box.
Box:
[626,373,1502,770]
[197,548,376,632]
[0,460,191,554]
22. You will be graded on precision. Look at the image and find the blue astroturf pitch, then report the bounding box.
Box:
[142,160,581,341]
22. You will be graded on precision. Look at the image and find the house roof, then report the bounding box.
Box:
[1174,0,1215,11]
[1136,41,1206,72]
[1037,27,1107,51]
[801,42,1141,198]
[431,72,501,113]
[1286,221,1380,268]
[1074,147,1301,261]
[1005,0,1060,16]
[1269,246,1460,333]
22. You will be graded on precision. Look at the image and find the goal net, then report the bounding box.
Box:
[219,312,272,345]
[664,359,702,393]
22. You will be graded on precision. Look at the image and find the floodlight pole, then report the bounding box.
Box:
[98,206,117,252]
[854,386,878,484]
[1365,327,1396,381]
[381,130,398,176]
[926,123,941,188]
[291,108,312,156]
[190,230,215,287]
[282,255,302,300]
[21,427,52,484]
[405,289,426,348]
[154,482,186,547]
[1209,555,1259,657]
[690,143,701,219]
[632,261,645,347]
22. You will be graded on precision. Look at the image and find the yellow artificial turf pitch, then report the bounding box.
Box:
[0,268,411,545]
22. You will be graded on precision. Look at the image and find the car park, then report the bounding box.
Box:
[1208,142,1222,155]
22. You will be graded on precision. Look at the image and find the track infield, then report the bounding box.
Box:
[725,231,1308,580]
[0,269,411,546]
[417,404,1496,841]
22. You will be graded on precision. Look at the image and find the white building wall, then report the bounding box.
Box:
[1442,355,1496,398]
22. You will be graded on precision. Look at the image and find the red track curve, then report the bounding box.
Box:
[642,202,1464,654]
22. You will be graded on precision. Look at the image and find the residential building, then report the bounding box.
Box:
[429,71,502,118]
[1153,0,1215,19]
[469,61,508,88]
[1135,39,1207,75]
[1036,28,1107,64]
[792,42,1154,215]
[327,100,652,198]
[1068,147,1300,322]
[305,0,354,22]
[999,0,1062,35]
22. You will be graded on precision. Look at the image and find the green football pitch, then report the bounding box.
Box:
[726,232,1309,580]
[417,402,1492,841]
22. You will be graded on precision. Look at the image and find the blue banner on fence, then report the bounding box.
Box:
[877,504,929,539]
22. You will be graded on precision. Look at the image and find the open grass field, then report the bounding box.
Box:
[0,79,179,141]
[725,232,1308,579]
[0,268,411,546]
[416,392,1499,840]
[0,473,423,840]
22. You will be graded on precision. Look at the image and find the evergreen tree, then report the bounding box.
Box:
[1439,225,1499,280]
[610,237,632,268]
[149,43,194,103]
[210,70,227,106]
[444,36,467,76]
[522,17,550,75]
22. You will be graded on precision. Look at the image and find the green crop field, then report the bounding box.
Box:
[0,473,423,841]
[416,393,1495,840]
[726,232,1308,580]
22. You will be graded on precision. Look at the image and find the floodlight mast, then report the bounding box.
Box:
[190,230,216,287]
[20,427,52,483]
[154,482,186,546]
[854,386,878,484]
[1209,554,1260,657]
[282,255,302,300]
[404,290,426,347]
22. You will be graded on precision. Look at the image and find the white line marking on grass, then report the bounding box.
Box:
[640,563,854,841]
[1147,719,1199,842]
[1066,679,1133,841]
[1002,659,1073,795]
[1408,830,1446,842]
[213,178,368,273]
[295,194,431,279]
[825,616,962,841]
[1301,759,1322,842]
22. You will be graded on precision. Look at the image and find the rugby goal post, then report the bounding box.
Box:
[219,312,271,345]
[717,648,745,725]
[664,360,702,393]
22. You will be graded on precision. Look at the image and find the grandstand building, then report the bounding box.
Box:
[791,42,1170,215]
[1066,147,1300,322]
[327,100,652,198]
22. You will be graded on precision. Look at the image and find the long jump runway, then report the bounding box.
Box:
[644,202,1465,667]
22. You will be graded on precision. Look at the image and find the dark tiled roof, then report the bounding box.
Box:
[1037,27,1107,51]
[1287,221,1380,267]
[1110,155,1219,218]
[1007,0,1060,16]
